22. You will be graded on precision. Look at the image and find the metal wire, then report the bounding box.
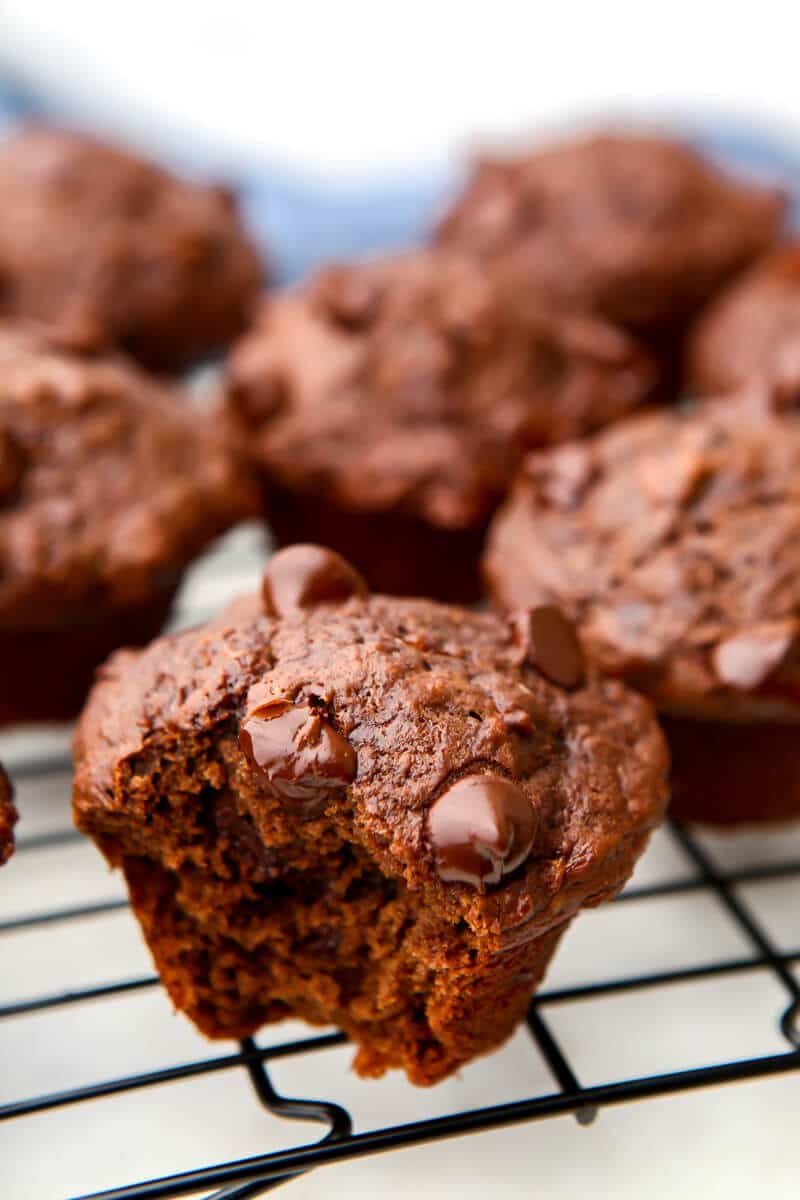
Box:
[2,751,799,1200]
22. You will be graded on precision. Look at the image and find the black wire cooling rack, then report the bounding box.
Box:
[2,747,799,1200]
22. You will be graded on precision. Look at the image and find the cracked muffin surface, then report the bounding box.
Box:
[226,249,656,599]
[74,545,667,1082]
[437,132,785,336]
[485,386,800,824]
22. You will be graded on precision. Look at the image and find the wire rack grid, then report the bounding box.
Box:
[3,760,799,1200]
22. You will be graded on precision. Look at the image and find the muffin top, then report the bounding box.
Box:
[0,125,264,370]
[436,132,785,334]
[0,323,257,627]
[74,544,667,948]
[226,249,656,530]
[689,244,800,395]
[0,764,16,866]
[485,386,800,718]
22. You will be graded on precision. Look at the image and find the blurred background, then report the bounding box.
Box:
[1,4,798,1199]
[2,1,800,176]
[3,1,800,282]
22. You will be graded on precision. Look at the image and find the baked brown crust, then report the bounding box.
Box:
[74,555,667,1083]
[437,133,785,335]
[484,387,800,719]
[664,716,800,826]
[689,244,800,395]
[0,126,264,369]
[0,322,258,723]
[226,249,657,532]
[0,764,16,866]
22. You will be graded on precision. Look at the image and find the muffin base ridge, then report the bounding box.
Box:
[0,588,175,726]
[266,485,487,603]
[664,715,800,827]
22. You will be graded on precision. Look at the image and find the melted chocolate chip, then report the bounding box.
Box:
[262,544,368,617]
[428,774,537,889]
[517,605,585,689]
[712,621,800,691]
[239,698,357,810]
[0,427,24,503]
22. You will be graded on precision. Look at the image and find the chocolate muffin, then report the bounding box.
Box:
[0,323,257,725]
[73,544,668,1084]
[0,125,264,370]
[0,764,17,866]
[436,132,785,338]
[226,249,657,601]
[689,244,800,395]
[484,385,800,825]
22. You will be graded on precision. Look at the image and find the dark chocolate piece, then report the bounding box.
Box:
[239,698,357,803]
[520,606,585,689]
[262,544,368,616]
[428,774,536,887]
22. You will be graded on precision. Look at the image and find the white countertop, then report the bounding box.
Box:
[3,1,800,178]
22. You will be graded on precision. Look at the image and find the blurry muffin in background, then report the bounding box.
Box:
[225,249,658,602]
[689,245,800,395]
[484,383,800,826]
[0,126,264,371]
[0,323,258,726]
[0,764,16,866]
[436,132,786,340]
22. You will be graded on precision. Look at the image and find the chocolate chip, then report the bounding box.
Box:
[262,544,368,617]
[428,774,537,889]
[0,428,24,503]
[239,698,357,809]
[516,605,585,689]
[712,620,800,691]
